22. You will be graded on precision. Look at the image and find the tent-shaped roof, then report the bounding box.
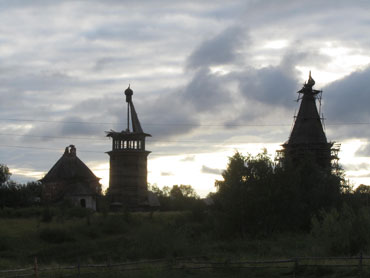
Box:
[288,73,327,145]
[41,145,99,183]
[106,86,151,138]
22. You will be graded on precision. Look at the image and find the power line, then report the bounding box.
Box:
[0,117,289,127]
[1,117,369,127]
[0,144,101,153]
[0,133,277,144]
[0,144,214,156]
[0,133,109,141]
[0,118,110,125]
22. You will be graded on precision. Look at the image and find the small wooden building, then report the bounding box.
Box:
[41,145,101,210]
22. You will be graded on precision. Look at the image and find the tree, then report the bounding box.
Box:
[0,164,11,185]
[0,181,42,208]
[148,183,165,197]
[275,154,343,230]
[355,184,370,194]
[214,150,275,236]
[170,185,198,199]
[149,184,200,211]
[213,149,343,236]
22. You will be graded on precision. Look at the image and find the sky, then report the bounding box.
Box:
[1,0,370,197]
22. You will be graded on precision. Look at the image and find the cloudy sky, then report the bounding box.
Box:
[1,0,370,196]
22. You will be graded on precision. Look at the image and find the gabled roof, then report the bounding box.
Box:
[41,145,99,183]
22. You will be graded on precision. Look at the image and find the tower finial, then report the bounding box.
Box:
[125,85,133,103]
[307,70,315,87]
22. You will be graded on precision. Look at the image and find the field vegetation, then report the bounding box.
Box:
[1,151,370,277]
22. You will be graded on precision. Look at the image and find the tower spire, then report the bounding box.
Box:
[123,85,144,133]
[280,72,333,169]
[125,85,132,131]
[289,72,326,145]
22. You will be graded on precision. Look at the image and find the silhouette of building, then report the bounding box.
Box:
[277,72,340,170]
[41,145,101,210]
[106,86,152,209]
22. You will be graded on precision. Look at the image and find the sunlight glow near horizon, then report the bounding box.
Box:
[7,140,370,197]
[89,140,370,196]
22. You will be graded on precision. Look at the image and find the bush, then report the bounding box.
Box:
[65,207,94,218]
[311,205,370,255]
[39,227,74,244]
[0,207,44,218]
[41,207,54,222]
[100,214,130,235]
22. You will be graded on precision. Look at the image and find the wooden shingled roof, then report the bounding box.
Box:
[288,73,328,145]
[41,145,99,183]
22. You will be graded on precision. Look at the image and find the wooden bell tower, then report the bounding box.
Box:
[106,86,151,209]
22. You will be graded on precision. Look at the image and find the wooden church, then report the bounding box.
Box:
[106,86,153,210]
[277,72,340,170]
[41,145,101,210]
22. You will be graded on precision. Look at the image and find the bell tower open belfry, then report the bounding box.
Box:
[106,86,151,209]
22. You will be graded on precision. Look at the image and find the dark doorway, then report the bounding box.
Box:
[80,199,86,208]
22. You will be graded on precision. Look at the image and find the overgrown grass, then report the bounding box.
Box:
[0,207,367,277]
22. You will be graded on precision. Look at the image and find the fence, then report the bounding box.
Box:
[0,254,369,277]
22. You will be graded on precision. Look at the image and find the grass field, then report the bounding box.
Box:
[0,208,368,277]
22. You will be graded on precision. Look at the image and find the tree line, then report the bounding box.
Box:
[2,150,370,255]
[0,164,42,208]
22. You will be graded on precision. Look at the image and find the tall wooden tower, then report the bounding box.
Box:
[278,72,339,170]
[106,86,151,209]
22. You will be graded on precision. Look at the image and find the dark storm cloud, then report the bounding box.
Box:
[180,27,303,130]
[235,46,331,107]
[237,66,298,107]
[182,68,233,111]
[138,90,200,140]
[323,66,370,140]
[187,26,245,70]
[325,67,370,123]
[201,165,223,175]
[139,30,311,143]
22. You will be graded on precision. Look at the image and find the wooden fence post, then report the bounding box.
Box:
[77,259,80,277]
[34,257,38,278]
[359,252,363,278]
[293,258,299,278]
